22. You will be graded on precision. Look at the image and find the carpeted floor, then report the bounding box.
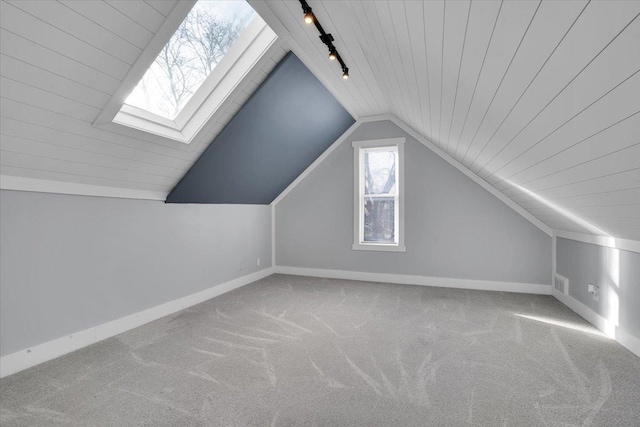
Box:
[1,274,639,426]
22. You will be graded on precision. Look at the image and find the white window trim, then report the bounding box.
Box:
[352,137,406,252]
[93,2,278,145]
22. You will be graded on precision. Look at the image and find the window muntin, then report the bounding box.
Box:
[353,138,406,252]
[124,1,256,120]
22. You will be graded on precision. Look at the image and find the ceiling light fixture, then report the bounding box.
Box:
[301,0,314,24]
[299,0,350,80]
[303,11,314,24]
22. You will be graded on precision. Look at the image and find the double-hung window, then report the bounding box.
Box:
[352,138,406,252]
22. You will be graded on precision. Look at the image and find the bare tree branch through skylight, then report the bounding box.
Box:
[126,1,255,120]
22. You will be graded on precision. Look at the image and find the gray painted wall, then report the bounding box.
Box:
[276,120,552,285]
[0,190,271,357]
[556,237,640,339]
[166,52,354,204]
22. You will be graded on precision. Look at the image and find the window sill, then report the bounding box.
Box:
[352,243,407,252]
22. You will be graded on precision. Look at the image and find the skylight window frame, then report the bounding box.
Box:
[171,15,266,129]
[93,1,278,145]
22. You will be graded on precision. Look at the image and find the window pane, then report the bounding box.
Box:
[125,1,255,119]
[363,197,396,243]
[364,148,397,195]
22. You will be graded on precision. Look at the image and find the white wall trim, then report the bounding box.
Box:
[552,288,640,358]
[552,234,557,287]
[271,120,361,205]
[352,137,406,252]
[271,203,276,267]
[553,229,640,254]
[351,243,407,252]
[0,267,275,378]
[616,327,640,359]
[0,175,167,201]
[384,115,553,237]
[351,137,406,148]
[275,266,551,295]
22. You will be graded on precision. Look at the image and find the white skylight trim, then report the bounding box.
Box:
[95,1,278,145]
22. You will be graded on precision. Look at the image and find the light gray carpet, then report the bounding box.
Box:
[1,274,639,426]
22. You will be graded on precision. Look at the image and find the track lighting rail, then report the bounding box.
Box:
[299,0,349,79]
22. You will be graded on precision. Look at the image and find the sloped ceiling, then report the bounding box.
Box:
[252,0,640,242]
[0,0,288,199]
[0,0,638,242]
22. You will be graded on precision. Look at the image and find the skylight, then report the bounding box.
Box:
[125,1,256,120]
[101,0,278,144]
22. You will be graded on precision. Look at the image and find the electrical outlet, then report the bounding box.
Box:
[257,258,261,266]
[588,283,599,302]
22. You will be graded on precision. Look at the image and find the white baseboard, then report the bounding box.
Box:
[274,266,551,295]
[0,267,275,378]
[552,288,640,358]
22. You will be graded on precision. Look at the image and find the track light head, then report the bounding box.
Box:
[303,10,314,24]
[329,49,337,61]
[342,68,349,80]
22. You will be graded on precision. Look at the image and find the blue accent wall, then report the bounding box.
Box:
[166,52,355,204]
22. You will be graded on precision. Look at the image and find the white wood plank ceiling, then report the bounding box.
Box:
[256,0,640,242]
[0,0,638,242]
[0,0,287,199]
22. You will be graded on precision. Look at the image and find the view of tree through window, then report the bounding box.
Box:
[363,148,397,243]
[125,1,255,120]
